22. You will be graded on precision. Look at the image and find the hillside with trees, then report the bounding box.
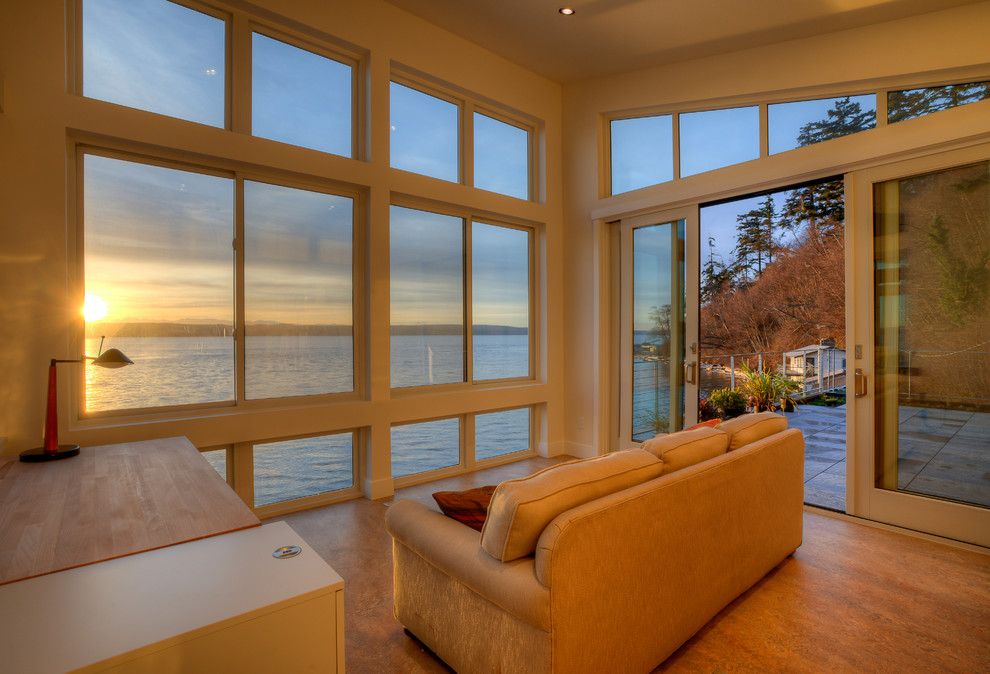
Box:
[698,96,876,360]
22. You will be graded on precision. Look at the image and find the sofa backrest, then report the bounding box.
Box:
[532,425,803,588]
[480,448,663,562]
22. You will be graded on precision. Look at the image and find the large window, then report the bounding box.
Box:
[244,181,355,400]
[82,151,356,412]
[83,153,235,411]
[474,112,530,199]
[389,205,532,388]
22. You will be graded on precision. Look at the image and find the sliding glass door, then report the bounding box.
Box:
[616,207,698,449]
[848,145,990,546]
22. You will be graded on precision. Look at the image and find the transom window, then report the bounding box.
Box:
[81,0,357,158]
[609,79,988,195]
[390,76,535,200]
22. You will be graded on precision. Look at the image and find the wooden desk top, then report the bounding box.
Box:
[0,436,260,585]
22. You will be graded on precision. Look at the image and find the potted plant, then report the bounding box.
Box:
[708,387,748,419]
[739,363,801,413]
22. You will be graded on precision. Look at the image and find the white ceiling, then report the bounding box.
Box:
[383,0,982,83]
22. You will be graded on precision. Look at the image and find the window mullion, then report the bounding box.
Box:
[230,12,252,134]
[234,177,246,404]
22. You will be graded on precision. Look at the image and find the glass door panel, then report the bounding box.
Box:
[617,207,696,449]
[850,147,990,547]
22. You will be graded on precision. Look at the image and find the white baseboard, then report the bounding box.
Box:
[363,476,395,501]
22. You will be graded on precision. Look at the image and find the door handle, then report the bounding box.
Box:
[685,362,696,385]
[854,368,867,397]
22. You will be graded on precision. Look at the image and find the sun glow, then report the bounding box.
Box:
[84,293,109,322]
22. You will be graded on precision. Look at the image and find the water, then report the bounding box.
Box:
[85,334,532,506]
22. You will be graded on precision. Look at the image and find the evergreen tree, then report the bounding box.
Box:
[701,236,735,303]
[888,81,990,124]
[733,196,778,281]
[796,96,874,146]
[779,179,844,239]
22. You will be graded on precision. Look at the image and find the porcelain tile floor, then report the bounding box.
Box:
[784,404,990,511]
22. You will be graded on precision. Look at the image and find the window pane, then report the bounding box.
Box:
[83,0,225,127]
[254,433,354,507]
[680,106,759,177]
[390,206,464,387]
[632,221,685,441]
[475,408,531,460]
[252,33,353,157]
[611,115,673,194]
[769,95,876,154]
[244,181,354,399]
[392,418,460,478]
[474,113,529,199]
[202,448,227,482]
[873,162,990,507]
[390,82,459,182]
[472,223,529,380]
[888,81,990,124]
[84,154,234,412]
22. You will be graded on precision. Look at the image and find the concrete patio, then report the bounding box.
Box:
[783,403,990,512]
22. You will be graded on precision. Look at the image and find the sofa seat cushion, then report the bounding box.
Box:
[433,485,497,531]
[718,412,788,451]
[640,426,729,475]
[481,449,663,562]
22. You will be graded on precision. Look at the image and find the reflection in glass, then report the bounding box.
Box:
[244,181,354,399]
[888,81,990,124]
[83,0,225,127]
[611,115,674,194]
[472,223,530,381]
[83,154,234,411]
[769,95,875,154]
[254,433,354,506]
[390,82,459,182]
[632,221,685,441]
[680,106,759,177]
[874,161,990,508]
[476,408,531,460]
[252,33,353,157]
[474,113,529,199]
[202,448,227,482]
[390,206,465,387]
[392,418,460,478]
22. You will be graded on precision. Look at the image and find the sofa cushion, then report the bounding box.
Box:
[481,449,663,562]
[718,412,788,451]
[433,485,497,531]
[640,426,729,475]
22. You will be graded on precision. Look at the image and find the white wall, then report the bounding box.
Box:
[559,2,990,457]
[0,0,565,499]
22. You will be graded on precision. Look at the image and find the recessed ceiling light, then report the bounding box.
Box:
[558,8,575,16]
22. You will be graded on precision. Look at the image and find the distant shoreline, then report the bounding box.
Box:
[86,322,527,338]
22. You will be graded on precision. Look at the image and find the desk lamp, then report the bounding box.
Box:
[19,339,133,462]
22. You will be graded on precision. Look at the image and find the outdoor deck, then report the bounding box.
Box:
[784,404,990,512]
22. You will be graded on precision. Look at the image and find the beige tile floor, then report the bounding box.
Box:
[785,403,990,510]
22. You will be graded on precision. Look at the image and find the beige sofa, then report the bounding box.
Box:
[385,413,804,673]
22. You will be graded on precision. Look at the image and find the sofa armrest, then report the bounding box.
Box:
[385,498,550,630]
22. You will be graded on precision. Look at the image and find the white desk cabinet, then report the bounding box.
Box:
[0,522,344,673]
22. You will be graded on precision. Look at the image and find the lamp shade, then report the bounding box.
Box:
[91,348,133,368]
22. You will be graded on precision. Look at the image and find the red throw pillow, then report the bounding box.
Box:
[686,418,721,431]
[432,485,497,531]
